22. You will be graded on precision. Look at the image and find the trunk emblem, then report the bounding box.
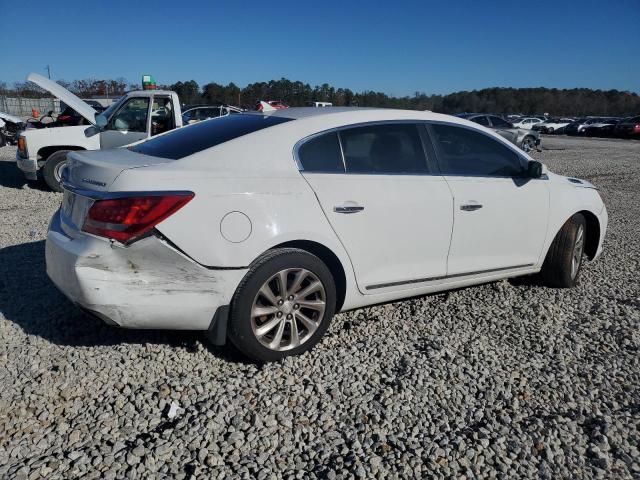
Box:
[82,178,107,187]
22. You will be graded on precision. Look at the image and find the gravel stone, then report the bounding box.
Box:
[0,137,639,479]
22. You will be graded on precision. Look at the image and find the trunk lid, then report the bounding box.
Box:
[65,148,172,192]
[27,73,97,125]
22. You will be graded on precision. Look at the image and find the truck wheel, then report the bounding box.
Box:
[541,214,586,288]
[42,150,70,192]
[228,248,336,362]
[0,131,5,147]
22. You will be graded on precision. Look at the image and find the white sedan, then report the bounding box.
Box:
[46,108,607,361]
[512,117,544,130]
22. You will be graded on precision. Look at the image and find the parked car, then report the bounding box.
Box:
[17,73,184,191]
[0,111,25,146]
[306,102,333,107]
[181,104,243,124]
[512,117,544,130]
[255,100,289,111]
[46,108,607,361]
[533,118,574,134]
[583,118,622,137]
[456,113,540,152]
[613,116,640,138]
[564,118,610,136]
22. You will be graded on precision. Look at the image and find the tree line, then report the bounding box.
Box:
[1,77,638,116]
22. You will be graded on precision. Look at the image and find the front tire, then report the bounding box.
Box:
[541,214,586,288]
[521,136,536,153]
[42,150,70,192]
[228,248,336,361]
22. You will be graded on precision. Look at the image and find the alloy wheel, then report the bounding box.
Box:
[522,137,535,152]
[251,268,326,351]
[571,225,585,279]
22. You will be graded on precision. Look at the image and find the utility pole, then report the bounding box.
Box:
[46,65,51,79]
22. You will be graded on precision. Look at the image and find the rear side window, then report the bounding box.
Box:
[130,114,293,160]
[340,124,428,174]
[298,133,344,173]
[489,116,511,128]
[472,116,490,126]
[430,123,525,177]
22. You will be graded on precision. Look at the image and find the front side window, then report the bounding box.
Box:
[298,132,344,173]
[108,98,150,132]
[340,124,428,174]
[201,107,221,119]
[430,123,525,177]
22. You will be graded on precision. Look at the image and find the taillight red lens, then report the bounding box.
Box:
[82,193,194,243]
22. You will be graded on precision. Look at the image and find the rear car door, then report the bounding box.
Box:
[428,122,549,275]
[100,97,150,149]
[299,123,454,293]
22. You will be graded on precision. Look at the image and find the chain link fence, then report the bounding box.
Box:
[0,96,61,118]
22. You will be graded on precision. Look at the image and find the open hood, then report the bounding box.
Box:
[27,73,97,125]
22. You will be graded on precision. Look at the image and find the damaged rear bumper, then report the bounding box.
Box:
[45,209,247,330]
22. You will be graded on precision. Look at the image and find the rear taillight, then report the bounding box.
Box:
[82,193,194,243]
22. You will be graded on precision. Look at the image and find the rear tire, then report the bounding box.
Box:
[228,248,336,362]
[42,150,70,192]
[541,214,586,288]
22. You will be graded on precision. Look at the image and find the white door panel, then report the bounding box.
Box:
[302,173,453,292]
[100,130,147,149]
[445,176,549,274]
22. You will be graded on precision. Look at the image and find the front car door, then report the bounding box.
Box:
[100,97,150,149]
[427,122,549,275]
[299,122,454,293]
[488,115,518,144]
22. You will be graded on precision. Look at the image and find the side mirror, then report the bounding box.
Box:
[95,114,107,129]
[84,125,99,137]
[527,160,543,178]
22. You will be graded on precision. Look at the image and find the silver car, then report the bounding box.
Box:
[457,114,541,152]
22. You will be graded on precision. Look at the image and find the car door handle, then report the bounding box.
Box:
[460,203,483,211]
[334,205,364,214]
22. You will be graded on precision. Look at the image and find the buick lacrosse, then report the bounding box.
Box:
[46,108,607,361]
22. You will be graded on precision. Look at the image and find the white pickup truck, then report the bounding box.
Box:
[16,74,183,191]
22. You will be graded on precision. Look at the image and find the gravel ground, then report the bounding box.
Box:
[0,136,638,479]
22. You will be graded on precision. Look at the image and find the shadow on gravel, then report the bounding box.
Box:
[0,156,48,191]
[0,240,248,363]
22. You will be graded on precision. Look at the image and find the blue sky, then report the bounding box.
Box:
[1,0,638,95]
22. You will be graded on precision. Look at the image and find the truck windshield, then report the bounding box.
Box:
[129,114,293,160]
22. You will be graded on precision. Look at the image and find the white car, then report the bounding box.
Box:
[46,108,607,361]
[181,105,243,124]
[512,117,544,130]
[535,118,574,134]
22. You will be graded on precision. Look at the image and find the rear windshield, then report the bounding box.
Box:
[129,114,293,160]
